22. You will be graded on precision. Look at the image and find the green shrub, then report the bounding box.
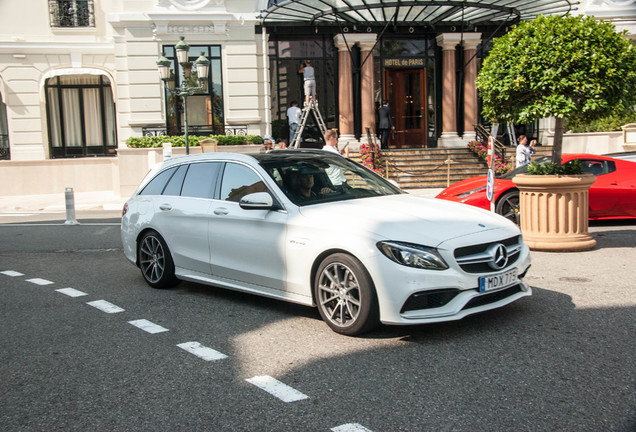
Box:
[526,159,583,175]
[566,109,636,133]
[126,134,263,148]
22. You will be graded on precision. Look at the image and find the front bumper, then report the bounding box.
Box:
[364,236,532,325]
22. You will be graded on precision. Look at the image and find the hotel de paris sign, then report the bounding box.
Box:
[382,57,425,69]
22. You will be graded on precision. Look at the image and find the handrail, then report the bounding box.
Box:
[474,124,508,163]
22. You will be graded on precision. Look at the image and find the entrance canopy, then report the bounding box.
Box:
[261,0,579,29]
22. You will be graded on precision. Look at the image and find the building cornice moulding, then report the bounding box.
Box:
[107,11,259,28]
[0,42,114,55]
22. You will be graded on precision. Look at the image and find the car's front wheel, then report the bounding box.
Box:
[138,230,179,289]
[495,190,521,224]
[314,253,379,336]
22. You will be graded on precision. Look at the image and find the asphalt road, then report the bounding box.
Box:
[1,214,634,431]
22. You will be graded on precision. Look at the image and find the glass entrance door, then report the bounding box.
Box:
[384,69,427,148]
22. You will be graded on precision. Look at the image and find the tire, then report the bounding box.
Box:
[314,253,379,336]
[138,230,179,289]
[495,190,521,225]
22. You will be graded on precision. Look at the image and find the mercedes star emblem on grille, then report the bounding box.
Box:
[489,243,509,270]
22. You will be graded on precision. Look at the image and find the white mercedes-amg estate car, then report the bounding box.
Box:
[121,150,531,335]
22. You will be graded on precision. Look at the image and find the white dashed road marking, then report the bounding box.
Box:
[1,270,24,277]
[331,423,374,432]
[246,375,309,403]
[128,319,169,334]
[177,341,228,361]
[87,300,125,314]
[56,288,88,297]
[26,278,54,285]
[4,269,367,427]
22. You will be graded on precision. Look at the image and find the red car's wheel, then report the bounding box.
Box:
[496,190,520,224]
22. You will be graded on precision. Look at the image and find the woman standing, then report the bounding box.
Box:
[515,135,531,168]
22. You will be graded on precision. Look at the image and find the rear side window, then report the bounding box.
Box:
[139,167,177,195]
[181,162,221,199]
[162,165,188,196]
[220,163,268,202]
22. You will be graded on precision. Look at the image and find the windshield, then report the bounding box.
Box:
[255,150,403,206]
[499,156,552,179]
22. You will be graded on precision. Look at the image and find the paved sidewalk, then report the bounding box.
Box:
[0,188,444,215]
[0,191,128,214]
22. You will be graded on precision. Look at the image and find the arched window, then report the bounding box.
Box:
[45,74,117,158]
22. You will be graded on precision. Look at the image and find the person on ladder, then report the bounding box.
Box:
[298,59,316,108]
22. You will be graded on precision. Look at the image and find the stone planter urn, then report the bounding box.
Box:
[512,174,596,252]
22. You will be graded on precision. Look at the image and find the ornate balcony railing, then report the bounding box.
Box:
[142,125,248,137]
[48,0,95,28]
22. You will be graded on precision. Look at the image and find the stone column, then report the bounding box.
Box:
[462,34,481,139]
[334,35,354,143]
[435,33,463,148]
[358,38,377,143]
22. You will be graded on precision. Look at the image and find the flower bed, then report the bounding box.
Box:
[467,140,513,175]
[359,143,385,176]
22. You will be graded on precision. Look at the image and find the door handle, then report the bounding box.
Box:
[159,204,172,211]
[214,207,229,216]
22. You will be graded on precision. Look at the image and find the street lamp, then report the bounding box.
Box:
[157,36,210,155]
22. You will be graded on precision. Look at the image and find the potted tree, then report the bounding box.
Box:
[476,14,636,251]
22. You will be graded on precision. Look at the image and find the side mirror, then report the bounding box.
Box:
[239,192,275,210]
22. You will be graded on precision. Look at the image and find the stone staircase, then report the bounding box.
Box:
[351,145,553,189]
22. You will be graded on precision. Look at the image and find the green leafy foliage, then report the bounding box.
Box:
[477,15,636,126]
[566,108,636,133]
[526,159,583,175]
[126,135,263,148]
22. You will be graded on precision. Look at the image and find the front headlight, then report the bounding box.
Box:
[377,241,449,270]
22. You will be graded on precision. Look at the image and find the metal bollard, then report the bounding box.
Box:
[64,187,80,225]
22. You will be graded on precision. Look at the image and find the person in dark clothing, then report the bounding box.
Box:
[377,100,394,149]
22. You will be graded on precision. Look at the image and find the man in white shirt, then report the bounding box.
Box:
[322,129,348,187]
[286,101,301,142]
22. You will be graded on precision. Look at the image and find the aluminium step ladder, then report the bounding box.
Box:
[290,97,327,148]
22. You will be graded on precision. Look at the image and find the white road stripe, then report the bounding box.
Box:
[128,319,169,334]
[177,341,228,361]
[56,288,88,297]
[1,270,24,277]
[26,278,54,285]
[87,300,125,314]
[332,424,374,432]
[245,375,309,403]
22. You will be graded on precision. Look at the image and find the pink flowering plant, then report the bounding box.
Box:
[359,143,385,176]
[467,140,513,175]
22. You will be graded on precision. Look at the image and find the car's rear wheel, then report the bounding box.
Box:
[138,231,179,289]
[496,190,521,224]
[314,253,379,336]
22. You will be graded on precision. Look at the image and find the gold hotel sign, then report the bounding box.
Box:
[383,57,425,69]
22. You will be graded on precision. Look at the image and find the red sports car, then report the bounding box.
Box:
[436,153,636,223]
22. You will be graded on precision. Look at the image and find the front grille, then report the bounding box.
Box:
[401,289,460,313]
[464,285,523,310]
[454,235,522,273]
